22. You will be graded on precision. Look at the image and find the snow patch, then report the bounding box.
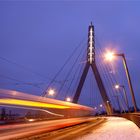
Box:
[76,117,140,140]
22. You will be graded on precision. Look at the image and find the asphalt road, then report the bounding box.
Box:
[0,117,103,140]
[21,117,105,140]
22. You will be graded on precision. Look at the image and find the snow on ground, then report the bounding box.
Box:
[76,117,140,140]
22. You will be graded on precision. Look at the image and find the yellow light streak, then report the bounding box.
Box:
[0,98,70,109]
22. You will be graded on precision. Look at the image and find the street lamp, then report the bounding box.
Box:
[115,84,119,89]
[104,51,115,61]
[99,104,103,115]
[100,104,103,108]
[48,88,55,97]
[114,94,122,114]
[114,84,129,112]
[105,51,137,112]
[66,97,71,102]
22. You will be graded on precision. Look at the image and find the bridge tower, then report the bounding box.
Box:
[73,23,112,115]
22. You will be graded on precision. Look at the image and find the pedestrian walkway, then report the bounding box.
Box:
[76,117,140,140]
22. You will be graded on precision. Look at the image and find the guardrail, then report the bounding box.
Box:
[121,113,140,128]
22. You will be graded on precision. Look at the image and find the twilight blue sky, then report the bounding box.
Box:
[0,1,140,108]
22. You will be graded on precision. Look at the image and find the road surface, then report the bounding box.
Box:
[0,117,101,140]
[1,117,140,140]
[26,117,140,140]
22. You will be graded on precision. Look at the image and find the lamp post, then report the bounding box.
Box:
[114,94,122,113]
[115,84,130,112]
[114,53,137,112]
[105,51,137,112]
[99,104,103,115]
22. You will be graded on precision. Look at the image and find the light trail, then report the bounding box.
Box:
[0,117,96,140]
[0,104,64,117]
[0,98,70,109]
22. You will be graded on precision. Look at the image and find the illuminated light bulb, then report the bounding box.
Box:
[66,97,71,102]
[104,51,115,61]
[48,88,55,96]
[115,84,120,89]
[100,104,103,108]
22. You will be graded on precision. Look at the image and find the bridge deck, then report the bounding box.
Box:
[1,117,140,140]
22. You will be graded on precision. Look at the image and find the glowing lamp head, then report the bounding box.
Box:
[48,88,55,96]
[100,104,103,108]
[104,51,115,61]
[115,84,120,89]
[66,97,71,102]
[28,119,35,122]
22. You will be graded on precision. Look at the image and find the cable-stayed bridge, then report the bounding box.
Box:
[0,23,140,140]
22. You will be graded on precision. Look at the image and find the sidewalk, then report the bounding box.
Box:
[76,117,140,140]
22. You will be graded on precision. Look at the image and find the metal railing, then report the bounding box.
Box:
[121,113,140,128]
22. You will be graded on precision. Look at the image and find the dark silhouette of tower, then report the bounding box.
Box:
[73,23,112,115]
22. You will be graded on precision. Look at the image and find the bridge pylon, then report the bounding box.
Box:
[73,23,112,115]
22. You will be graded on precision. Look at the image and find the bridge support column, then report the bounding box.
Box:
[73,63,90,103]
[73,23,113,115]
[91,63,112,115]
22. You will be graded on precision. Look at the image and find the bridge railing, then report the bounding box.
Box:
[121,113,140,128]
